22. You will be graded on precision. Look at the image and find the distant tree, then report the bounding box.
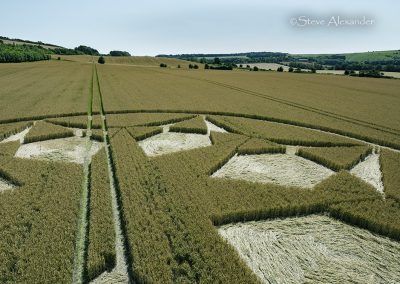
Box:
[200,58,206,64]
[189,64,193,69]
[75,45,100,56]
[239,64,243,68]
[213,57,221,65]
[310,67,316,73]
[177,64,181,68]
[295,67,301,73]
[204,64,209,69]
[246,65,250,68]
[109,50,131,56]
[344,70,350,75]
[98,56,105,64]
[253,66,259,71]
[193,64,199,69]
[57,56,61,61]
[277,66,284,72]
[160,63,167,68]
[288,67,293,72]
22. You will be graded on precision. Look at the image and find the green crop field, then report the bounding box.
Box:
[0,55,400,284]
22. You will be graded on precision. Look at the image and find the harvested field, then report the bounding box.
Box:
[218,215,400,284]
[212,153,334,188]
[15,136,103,164]
[236,63,290,71]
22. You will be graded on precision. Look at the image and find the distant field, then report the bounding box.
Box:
[345,50,400,62]
[1,39,61,50]
[96,64,400,148]
[316,69,400,78]
[236,63,290,70]
[0,61,91,122]
[293,50,400,62]
[52,54,194,67]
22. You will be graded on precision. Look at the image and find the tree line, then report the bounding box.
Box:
[0,41,51,63]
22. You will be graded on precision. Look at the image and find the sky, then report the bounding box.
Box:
[1,0,399,55]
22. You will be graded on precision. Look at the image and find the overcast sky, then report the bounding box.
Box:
[1,0,399,55]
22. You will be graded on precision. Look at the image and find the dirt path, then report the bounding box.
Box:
[72,116,94,283]
[90,66,130,284]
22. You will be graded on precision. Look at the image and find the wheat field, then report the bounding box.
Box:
[0,58,399,283]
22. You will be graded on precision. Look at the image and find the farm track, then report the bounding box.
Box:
[151,68,400,135]
[90,65,130,284]
[72,68,94,283]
